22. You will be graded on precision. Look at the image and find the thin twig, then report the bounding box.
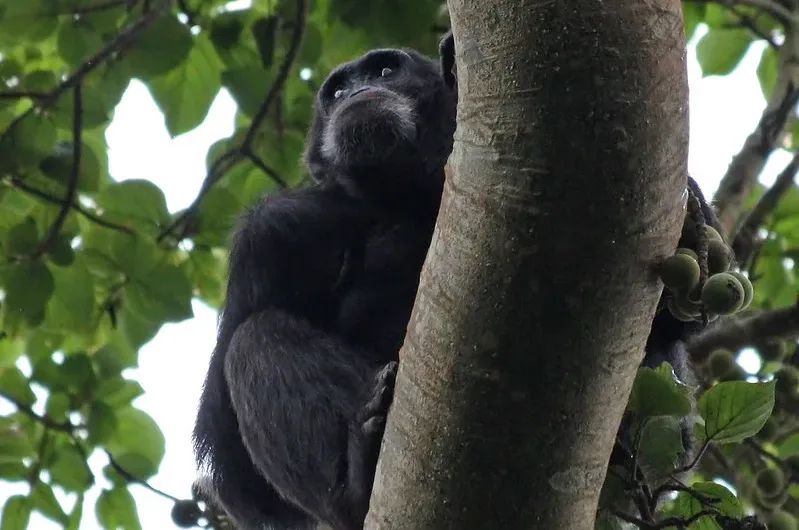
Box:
[732,151,799,265]
[8,177,135,234]
[52,0,174,101]
[156,0,308,242]
[688,300,799,362]
[0,391,77,433]
[728,6,780,48]
[103,449,180,502]
[34,84,84,259]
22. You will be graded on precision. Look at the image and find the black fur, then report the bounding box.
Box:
[193,45,456,530]
[194,31,718,530]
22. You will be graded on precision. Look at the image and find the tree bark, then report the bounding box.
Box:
[364,1,689,529]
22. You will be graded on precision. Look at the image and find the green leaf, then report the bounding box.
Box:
[671,482,742,530]
[57,18,104,67]
[4,261,55,325]
[44,256,96,334]
[209,11,245,51]
[757,45,778,100]
[0,495,32,530]
[779,433,799,456]
[124,262,194,324]
[0,1,58,44]
[252,15,278,68]
[299,23,324,64]
[66,495,83,530]
[96,179,171,233]
[12,111,57,167]
[194,187,241,246]
[126,15,193,78]
[88,401,118,445]
[222,65,274,117]
[51,84,114,131]
[696,29,753,77]
[636,416,686,482]
[47,235,76,267]
[149,34,223,137]
[49,444,93,493]
[627,363,694,417]
[0,463,28,482]
[44,392,71,422]
[21,70,58,93]
[0,367,36,406]
[30,483,67,525]
[105,407,165,479]
[95,487,141,530]
[39,140,105,192]
[5,216,39,256]
[96,377,145,409]
[682,1,705,41]
[698,381,776,443]
[0,428,36,463]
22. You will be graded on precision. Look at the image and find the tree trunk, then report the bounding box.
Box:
[364,1,689,529]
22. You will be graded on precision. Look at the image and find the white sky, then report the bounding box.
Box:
[0,26,790,529]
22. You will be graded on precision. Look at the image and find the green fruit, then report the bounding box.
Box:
[674,291,702,317]
[660,254,700,291]
[704,225,723,242]
[707,239,731,274]
[708,349,736,379]
[758,340,788,363]
[759,486,790,509]
[667,297,696,322]
[171,500,202,529]
[766,511,797,530]
[675,247,698,261]
[755,466,784,497]
[701,272,745,315]
[727,270,753,310]
[756,417,779,442]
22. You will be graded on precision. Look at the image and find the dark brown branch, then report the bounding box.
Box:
[732,150,799,264]
[0,91,49,100]
[103,449,180,502]
[0,0,174,147]
[688,302,799,361]
[714,79,799,234]
[241,147,289,188]
[52,0,174,101]
[728,6,780,48]
[8,177,135,234]
[156,0,308,243]
[0,391,77,433]
[34,84,84,259]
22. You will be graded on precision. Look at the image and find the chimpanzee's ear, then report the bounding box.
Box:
[439,30,456,89]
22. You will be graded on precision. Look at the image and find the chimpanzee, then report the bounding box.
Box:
[193,30,719,530]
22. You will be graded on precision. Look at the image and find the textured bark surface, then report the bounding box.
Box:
[364,1,689,529]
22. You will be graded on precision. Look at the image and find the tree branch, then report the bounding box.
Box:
[157,0,307,243]
[7,176,135,235]
[713,10,799,235]
[731,150,799,264]
[34,84,84,259]
[688,301,799,361]
[0,391,77,433]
